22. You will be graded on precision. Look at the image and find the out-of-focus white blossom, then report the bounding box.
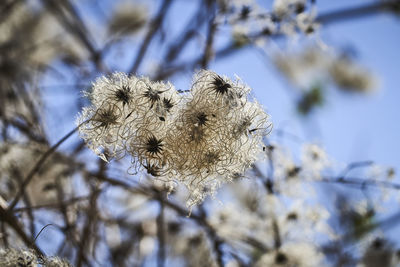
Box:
[274,47,332,89]
[108,2,148,37]
[301,143,330,180]
[169,232,219,267]
[255,242,324,267]
[208,179,333,256]
[274,46,379,93]
[358,235,400,267]
[329,57,378,93]
[273,0,307,18]
[139,236,155,256]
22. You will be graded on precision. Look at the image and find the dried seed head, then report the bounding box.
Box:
[77,70,271,207]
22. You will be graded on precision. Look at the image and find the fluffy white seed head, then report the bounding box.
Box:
[77,70,271,207]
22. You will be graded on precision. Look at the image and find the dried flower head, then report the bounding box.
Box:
[77,70,271,207]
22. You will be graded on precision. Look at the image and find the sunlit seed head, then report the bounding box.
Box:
[235,117,253,136]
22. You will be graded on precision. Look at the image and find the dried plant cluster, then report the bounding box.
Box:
[77,70,270,206]
[0,248,72,267]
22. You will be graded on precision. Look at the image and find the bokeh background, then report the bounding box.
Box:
[1,0,400,266]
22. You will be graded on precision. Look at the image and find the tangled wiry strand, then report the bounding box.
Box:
[77,70,271,206]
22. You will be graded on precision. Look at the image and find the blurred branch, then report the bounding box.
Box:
[129,0,173,75]
[89,172,247,267]
[13,196,88,213]
[323,208,400,252]
[316,0,400,24]
[319,176,400,190]
[4,118,47,144]
[200,1,218,69]
[76,186,100,267]
[0,197,45,258]
[9,125,80,210]
[163,1,207,63]
[41,0,107,72]
[156,198,166,267]
[0,0,23,24]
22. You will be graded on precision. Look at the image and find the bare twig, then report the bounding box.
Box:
[319,176,400,191]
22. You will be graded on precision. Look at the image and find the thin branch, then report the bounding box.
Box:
[339,161,374,179]
[13,196,89,213]
[319,176,400,190]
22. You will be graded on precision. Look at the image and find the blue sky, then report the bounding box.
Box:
[202,0,400,168]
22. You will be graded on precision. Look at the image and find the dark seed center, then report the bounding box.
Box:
[145,136,163,155]
[195,112,208,126]
[115,85,131,105]
[212,76,231,95]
